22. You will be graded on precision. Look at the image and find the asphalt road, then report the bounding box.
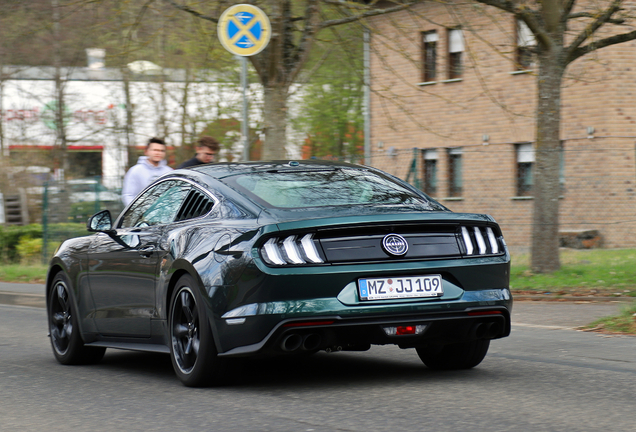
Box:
[1,303,634,432]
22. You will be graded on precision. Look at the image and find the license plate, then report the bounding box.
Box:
[358,275,443,301]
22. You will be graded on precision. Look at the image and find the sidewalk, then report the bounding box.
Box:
[0,282,46,308]
[0,282,627,328]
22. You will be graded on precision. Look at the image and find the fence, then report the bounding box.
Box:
[40,176,124,261]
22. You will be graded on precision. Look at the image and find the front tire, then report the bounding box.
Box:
[169,274,226,387]
[416,339,490,370]
[48,272,105,365]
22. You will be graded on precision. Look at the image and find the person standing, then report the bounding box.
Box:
[121,137,173,206]
[177,136,220,169]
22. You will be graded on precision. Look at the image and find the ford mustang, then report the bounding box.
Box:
[46,160,512,386]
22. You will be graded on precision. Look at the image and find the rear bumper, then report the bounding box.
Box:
[217,301,512,357]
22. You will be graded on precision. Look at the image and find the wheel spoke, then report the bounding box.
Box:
[191,336,200,356]
[181,294,193,322]
[51,326,62,341]
[64,321,73,338]
[173,324,189,338]
[52,312,65,325]
[56,285,67,310]
[184,338,192,355]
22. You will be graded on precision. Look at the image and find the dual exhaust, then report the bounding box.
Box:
[280,333,322,352]
[471,321,502,340]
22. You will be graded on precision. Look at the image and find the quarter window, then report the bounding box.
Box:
[423,149,438,196]
[448,28,464,79]
[516,143,534,196]
[447,148,463,197]
[422,31,438,82]
[516,20,535,70]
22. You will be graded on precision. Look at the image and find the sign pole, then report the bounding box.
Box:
[241,56,249,161]
[218,4,271,162]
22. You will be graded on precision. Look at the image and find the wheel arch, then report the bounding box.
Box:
[165,261,225,353]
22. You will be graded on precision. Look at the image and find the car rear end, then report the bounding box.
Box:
[216,212,511,357]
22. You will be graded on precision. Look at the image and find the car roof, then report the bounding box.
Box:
[180,160,367,179]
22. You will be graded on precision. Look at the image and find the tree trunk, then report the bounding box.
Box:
[531,45,565,273]
[262,84,288,159]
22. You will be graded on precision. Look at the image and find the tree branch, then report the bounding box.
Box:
[567,29,636,63]
[567,0,623,54]
[568,11,625,24]
[469,0,520,15]
[287,0,321,85]
[161,0,218,23]
[472,0,552,49]
[318,0,424,30]
[563,0,577,17]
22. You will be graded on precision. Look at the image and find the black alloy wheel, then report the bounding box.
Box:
[416,339,490,370]
[169,274,226,387]
[48,272,105,365]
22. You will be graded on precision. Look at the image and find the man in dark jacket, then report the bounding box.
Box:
[178,136,220,169]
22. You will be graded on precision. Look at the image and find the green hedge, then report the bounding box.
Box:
[0,223,90,263]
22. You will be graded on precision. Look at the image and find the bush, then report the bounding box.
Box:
[0,224,43,262]
[0,222,90,263]
[16,237,43,264]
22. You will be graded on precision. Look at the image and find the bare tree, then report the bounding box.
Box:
[163,0,423,159]
[464,0,636,272]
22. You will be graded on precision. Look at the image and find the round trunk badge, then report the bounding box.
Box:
[382,234,408,256]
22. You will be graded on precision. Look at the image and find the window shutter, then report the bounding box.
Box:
[517,20,535,47]
[424,32,438,43]
[517,143,535,163]
[449,29,464,53]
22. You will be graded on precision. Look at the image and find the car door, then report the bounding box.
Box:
[87,180,190,337]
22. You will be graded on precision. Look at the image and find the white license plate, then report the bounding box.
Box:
[358,275,443,301]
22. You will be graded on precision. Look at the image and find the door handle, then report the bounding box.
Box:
[138,246,155,257]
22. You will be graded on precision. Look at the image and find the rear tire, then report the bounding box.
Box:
[416,339,490,370]
[169,274,227,387]
[48,272,106,365]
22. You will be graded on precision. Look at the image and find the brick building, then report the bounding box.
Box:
[366,2,636,251]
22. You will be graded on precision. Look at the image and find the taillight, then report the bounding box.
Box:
[260,233,324,266]
[460,226,502,256]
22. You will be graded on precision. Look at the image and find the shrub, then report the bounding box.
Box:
[16,237,43,264]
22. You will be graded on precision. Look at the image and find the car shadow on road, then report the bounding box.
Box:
[95,348,494,388]
[228,352,492,389]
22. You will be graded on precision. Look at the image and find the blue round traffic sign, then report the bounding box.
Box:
[218,4,271,56]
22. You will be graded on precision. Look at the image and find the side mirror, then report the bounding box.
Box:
[87,210,113,233]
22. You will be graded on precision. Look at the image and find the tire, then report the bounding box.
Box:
[416,339,490,370]
[48,272,106,365]
[169,274,227,387]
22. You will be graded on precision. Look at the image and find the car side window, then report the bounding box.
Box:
[119,180,191,228]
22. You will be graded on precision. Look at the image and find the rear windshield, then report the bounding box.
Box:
[226,168,438,209]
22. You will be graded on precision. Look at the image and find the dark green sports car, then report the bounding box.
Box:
[46,160,512,386]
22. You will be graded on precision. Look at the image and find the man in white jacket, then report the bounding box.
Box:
[121,137,173,206]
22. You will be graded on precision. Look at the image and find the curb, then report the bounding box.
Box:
[513,294,633,302]
[0,291,46,308]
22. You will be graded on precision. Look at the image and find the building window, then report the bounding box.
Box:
[447,28,464,79]
[423,149,438,196]
[516,143,534,196]
[422,31,438,82]
[516,20,535,70]
[447,147,463,197]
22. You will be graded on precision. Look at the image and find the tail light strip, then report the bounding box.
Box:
[461,226,500,256]
[261,234,324,266]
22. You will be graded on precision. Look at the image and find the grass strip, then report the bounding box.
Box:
[0,264,48,284]
[510,249,636,298]
[582,302,636,334]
